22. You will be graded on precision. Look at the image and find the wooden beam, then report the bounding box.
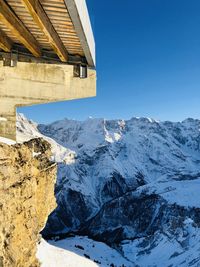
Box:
[0,0,41,57]
[22,0,68,62]
[0,28,12,52]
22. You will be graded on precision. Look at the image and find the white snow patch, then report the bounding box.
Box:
[33,151,41,157]
[137,178,200,208]
[37,239,97,267]
[121,220,200,267]
[16,113,76,163]
[0,137,16,145]
[37,236,132,267]
[0,117,7,122]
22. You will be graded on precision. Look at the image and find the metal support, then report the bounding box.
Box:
[74,64,88,78]
[2,52,18,67]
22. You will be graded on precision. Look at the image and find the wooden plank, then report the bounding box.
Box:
[0,28,12,51]
[22,0,68,62]
[0,0,41,57]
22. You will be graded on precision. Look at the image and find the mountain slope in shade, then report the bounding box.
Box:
[17,114,200,267]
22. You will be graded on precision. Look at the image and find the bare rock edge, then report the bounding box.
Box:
[0,138,57,267]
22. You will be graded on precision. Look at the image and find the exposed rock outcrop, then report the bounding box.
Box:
[0,138,57,267]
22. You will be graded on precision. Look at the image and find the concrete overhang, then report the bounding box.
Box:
[0,0,96,140]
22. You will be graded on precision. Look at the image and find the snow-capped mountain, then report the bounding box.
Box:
[17,114,200,267]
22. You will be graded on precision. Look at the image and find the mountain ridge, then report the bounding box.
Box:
[17,113,200,267]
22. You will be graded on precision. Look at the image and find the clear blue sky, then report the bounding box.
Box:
[18,0,200,123]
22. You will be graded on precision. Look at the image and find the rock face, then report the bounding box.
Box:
[0,138,57,267]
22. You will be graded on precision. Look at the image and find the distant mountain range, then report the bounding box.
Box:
[17,114,200,267]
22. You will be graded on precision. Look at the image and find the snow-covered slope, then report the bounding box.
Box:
[17,114,76,163]
[121,217,200,267]
[37,236,132,267]
[17,114,200,267]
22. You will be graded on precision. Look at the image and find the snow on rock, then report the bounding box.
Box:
[0,117,7,121]
[0,136,16,145]
[136,178,200,208]
[121,218,200,267]
[17,113,76,163]
[37,236,132,267]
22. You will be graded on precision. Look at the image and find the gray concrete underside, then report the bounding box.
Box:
[0,62,96,140]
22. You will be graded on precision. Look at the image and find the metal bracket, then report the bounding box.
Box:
[74,64,88,79]
[2,53,18,67]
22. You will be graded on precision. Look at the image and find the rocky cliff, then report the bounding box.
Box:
[0,138,57,267]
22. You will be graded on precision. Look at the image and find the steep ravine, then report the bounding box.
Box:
[0,138,57,267]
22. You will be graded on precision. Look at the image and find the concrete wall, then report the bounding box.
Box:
[0,62,96,140]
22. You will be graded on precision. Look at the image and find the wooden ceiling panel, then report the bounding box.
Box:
[0,0,86,61]
[0,0,41,56]
[41,0,83,55]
